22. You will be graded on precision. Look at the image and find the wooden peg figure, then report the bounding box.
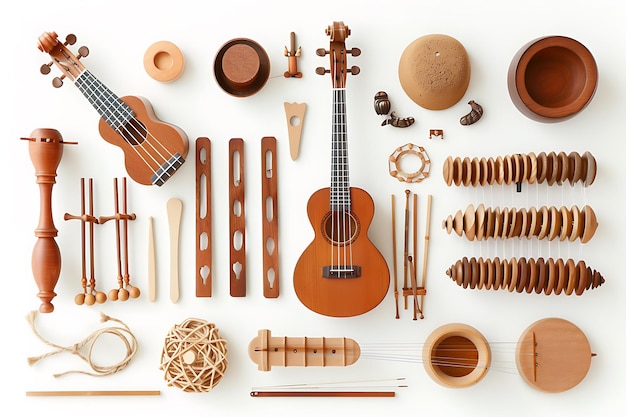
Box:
[284,32,302,78]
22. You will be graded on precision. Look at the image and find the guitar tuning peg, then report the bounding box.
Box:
[316,48,328,57]
[52,76,64,88]
[315,67,329,75]
[347,47,361,56]
[348,66,360,75]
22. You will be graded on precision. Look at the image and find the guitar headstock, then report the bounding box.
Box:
[38,31,89,88]
[315,21,360,88]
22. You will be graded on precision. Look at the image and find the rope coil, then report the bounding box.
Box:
[26,310,137,377]
[159,318,228,393]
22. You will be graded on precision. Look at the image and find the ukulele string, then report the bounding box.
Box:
[77,70,179,177]
[330,62,354,276]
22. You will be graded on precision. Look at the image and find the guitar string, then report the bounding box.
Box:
[76,70,178,181]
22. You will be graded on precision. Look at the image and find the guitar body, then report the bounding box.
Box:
[98,95,189,186]
[294,187,390,317]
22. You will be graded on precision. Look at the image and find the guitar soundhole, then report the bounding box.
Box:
[322,210,360,245]
[120,118,147,145]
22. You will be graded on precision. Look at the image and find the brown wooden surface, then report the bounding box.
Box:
[195,137,212,297]
[261,137,279,298]
[229,138,246,297]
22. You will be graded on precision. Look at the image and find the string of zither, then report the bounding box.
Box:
[26,311,137,377]
[356,341,531,375]
[76,70,178,178]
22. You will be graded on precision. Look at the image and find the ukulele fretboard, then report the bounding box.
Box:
[75,70,134,131]
[330,87,351,211]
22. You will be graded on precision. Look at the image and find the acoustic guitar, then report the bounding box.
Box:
[37,31,189,186]
[293,22,390,317]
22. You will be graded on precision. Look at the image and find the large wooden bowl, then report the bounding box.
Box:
[508,36,597,122]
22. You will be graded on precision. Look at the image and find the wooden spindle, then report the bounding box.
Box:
[23,128,76,313]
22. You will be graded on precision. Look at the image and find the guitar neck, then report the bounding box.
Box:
[330,87,351,211]
[74,70,134,131]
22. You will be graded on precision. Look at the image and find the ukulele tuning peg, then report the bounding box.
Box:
[315,66,329,75]
[52,76,64,88]
[348,66,360,75]
[316,48,329,57]
[347,47,361,56]
[65,34,77,45]
[40,63,52,75]
[77,45,90,58]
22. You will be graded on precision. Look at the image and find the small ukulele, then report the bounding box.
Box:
[293,22,390,317]
[37,31,189,186]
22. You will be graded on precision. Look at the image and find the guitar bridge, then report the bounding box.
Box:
[151,152,185,186]
[322,265,361,279]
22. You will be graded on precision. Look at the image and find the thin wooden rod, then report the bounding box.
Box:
[419,195,433,318]
[402,190,410,309]
[391,195,399,319]
[250,391,395,398]
[26,390,160,397]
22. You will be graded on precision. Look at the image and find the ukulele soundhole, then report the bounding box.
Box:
[322,210,360,245]
[119,118,147,146]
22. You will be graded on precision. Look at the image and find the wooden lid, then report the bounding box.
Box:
[214,38,270,97]
[398,34,470,110]
[508,36,598,122]
[143,41,185,82]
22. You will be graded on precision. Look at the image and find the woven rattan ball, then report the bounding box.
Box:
[159,318,228,392]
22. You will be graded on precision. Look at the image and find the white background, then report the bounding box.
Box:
[3,0,626,415]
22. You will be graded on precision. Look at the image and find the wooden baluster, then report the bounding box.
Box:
[23,128,76,313]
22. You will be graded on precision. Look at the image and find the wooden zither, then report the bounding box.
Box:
[443,204,598,243]
[446,256,604,295]
[442,151,596,187]
[248,319,595,393]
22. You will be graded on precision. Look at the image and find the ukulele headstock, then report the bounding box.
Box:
[315,21,360,88]
[38,31,89,88]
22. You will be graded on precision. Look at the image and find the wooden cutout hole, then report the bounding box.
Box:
[199,265,210,284]
[232,261,242,279]
[199,173,208,218]
[233,230,243,250]
[289,115,301,127]
[199,146,207,164]
[265,149,274,178]
[232,150,241,185]
[199,232,209,251]
[266,236,275,256]
[266,268,276,288]
[233,199,242,217]
[265,196,274,222]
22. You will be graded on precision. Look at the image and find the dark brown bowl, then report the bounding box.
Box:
[508,36,597,122]
[214,38,270,97]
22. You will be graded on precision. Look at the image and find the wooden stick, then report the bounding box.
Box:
[26,390,160,397]
[391,195,399,319]
[411,193,419,320]
[261,136,279,298]
[167,198,183,303]
[147,216,156,302]
[229,138,246,297]
[419,195,433,318]
[195,137,213,297]
[402,190,410,309]
[251,391,395,398]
